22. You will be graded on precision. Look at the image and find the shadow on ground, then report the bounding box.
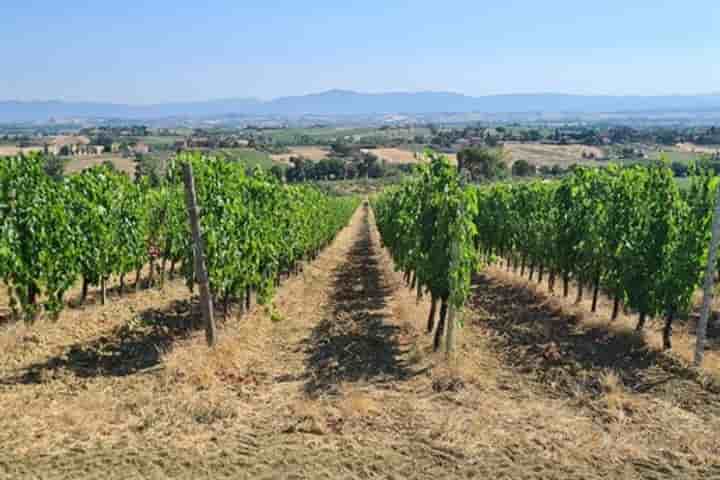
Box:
[302,207,421,396]
[67,273,180,309]
[467,273,719,403]
[1,299,201,385]
[686,312,720,351]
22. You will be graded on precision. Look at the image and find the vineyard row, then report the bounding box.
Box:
[375,154,717,353]
[0,153,358,321]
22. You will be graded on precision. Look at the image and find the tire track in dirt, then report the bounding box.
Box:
[301,203,419,396]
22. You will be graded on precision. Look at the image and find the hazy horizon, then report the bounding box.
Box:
[2,1,719,104]
[5,89,720,106]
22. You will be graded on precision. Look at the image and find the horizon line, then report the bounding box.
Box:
[3,90,720,106]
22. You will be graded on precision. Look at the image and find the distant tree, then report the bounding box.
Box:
[331,142,353,157]
[485,135,500,147]
[101,160,117,172]
[457,147,508,181]
[550,164,565,176]
[620,147,636,159]
[367,157,385,179]
[526,129,542,141]
[319,157,346,179]
[286,156,311,182]
[269,164,285,182]
[656,130,676,146]
[133,154,165,186]
[511,159,535,177]
[344,161,358,179]
[356,152,380,178]
[93,134,114,152]
[43,155,67,180]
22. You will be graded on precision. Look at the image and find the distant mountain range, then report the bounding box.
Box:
[3,90,720,122]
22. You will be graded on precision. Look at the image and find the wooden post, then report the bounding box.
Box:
[182,162,218,348]
[695,184,720,366]
[100,277,107,305]
[446,160,467,358]
[445,233,461,358]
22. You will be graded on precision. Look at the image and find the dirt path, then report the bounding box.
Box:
[2,206,720,479]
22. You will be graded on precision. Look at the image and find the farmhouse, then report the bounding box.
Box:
[43,136,104,156]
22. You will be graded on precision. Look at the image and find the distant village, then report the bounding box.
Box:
[1,124,719,173]
[1,126,253,159]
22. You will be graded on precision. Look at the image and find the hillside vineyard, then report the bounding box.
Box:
[375,154,716,352]
[0,153,357,321]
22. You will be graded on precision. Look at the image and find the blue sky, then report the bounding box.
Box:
[1,1,718,103]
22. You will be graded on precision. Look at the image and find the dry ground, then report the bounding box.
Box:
[0,146,43,156]
[1,207,720,479]
[270,146,330,163]
[504,142,607,167]
[363,144,604,169]
[64,154,137,176]
[0,148,137,176]
[676,143,720,155]
[363,147,457,165]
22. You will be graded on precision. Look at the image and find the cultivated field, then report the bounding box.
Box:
[64,155,137,176]
[0,146,42,156]
[363,144,607,169]
[263,126,432,145]
[676,143,720,155]
[270,146,330,163]
[504,142,607,167]
[363,147,457,165]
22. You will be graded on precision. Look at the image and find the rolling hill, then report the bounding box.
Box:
[3,90,720,122]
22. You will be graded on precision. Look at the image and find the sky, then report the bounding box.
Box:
[1,0,719,104]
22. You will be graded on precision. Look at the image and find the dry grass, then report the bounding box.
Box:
[676,142,720,155]
[2,207,720,478]
[0,145,43,156]
[270,146,330,163]
[363,144,605,170]
[504,142,607,167]
[363,147,458,165]
[64,154,136,176]
[483,264,720,381]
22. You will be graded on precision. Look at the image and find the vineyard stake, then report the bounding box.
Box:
[446,159,468,358]
[182,162,218,347]
[695,182,720,366]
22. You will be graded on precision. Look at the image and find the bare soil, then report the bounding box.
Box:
[363,147,457,165]
[2,207,720,479]
[0,146,43,156]
[270,146,330,164]
[64,154,137,176]
[504,142,607,167]
[676,143,720,155]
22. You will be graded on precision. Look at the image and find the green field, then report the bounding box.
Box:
[141,136,185,149]
[647,150,706,164]
[258,126,432,145]
[216,148,275,169]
